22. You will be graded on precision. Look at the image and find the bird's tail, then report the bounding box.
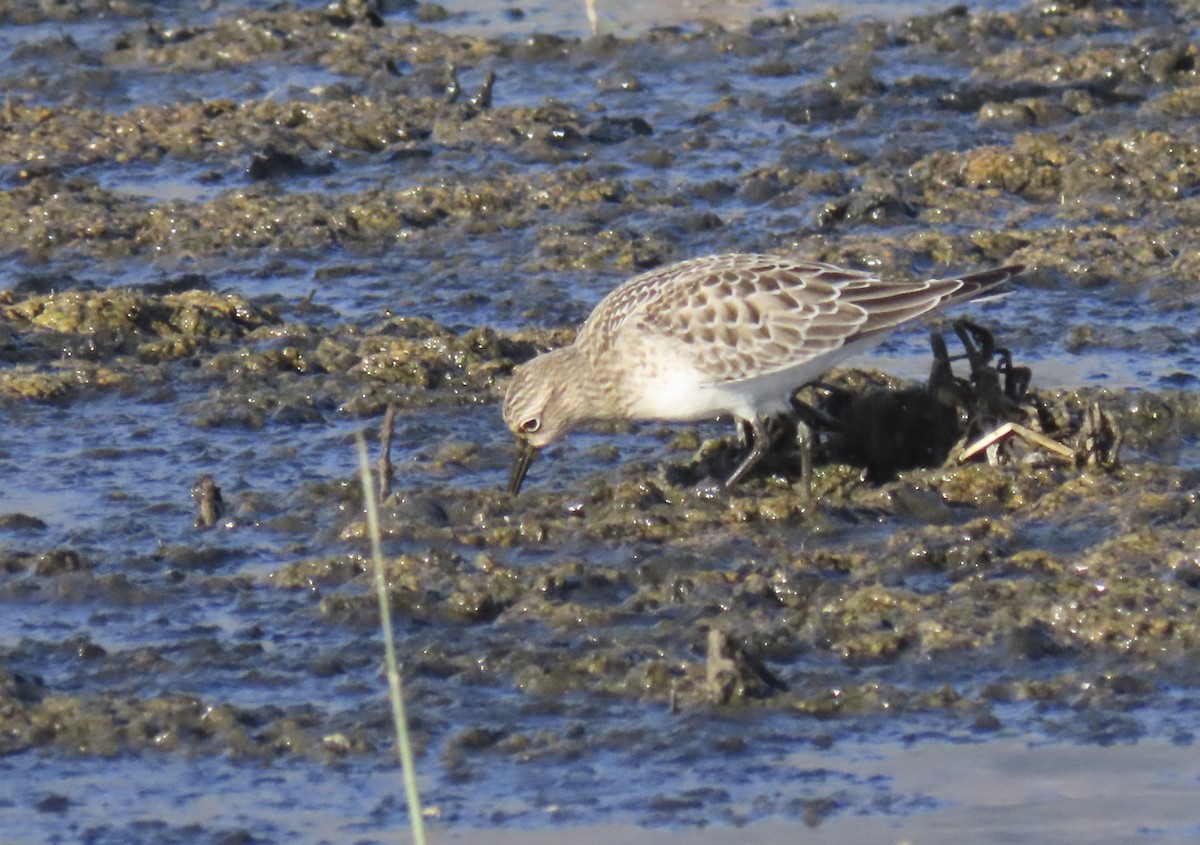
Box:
[942,264,1026,306]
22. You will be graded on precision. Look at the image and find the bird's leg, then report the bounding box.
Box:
[786,396,824,499]
[724,415,773,487]
[794,416,813,498]
[724,409,816,492]
[779,408,814,498]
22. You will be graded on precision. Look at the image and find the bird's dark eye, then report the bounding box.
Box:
[520,418,540,434]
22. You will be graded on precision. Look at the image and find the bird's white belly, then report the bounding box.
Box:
[620,332,885,423]
[625,364,737,421]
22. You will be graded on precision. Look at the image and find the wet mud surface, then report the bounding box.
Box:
[2,0,1200,842]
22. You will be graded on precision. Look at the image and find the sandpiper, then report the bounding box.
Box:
[503,253,1023,494]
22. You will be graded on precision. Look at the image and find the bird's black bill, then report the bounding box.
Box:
[507,440,539,495]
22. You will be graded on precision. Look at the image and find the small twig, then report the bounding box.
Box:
[445,63,460,104]
[470,70,495,110]
[191,474,224,530]
[376,403,398,502]
[356,434,427,845]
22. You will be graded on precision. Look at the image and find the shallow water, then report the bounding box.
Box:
[2,0,1200,842]
[7,733,1200,842]
[436,0,1029,37]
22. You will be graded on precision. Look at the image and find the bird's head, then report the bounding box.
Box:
[502,349,581,494]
